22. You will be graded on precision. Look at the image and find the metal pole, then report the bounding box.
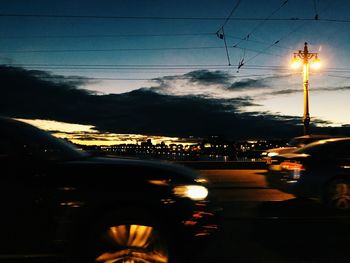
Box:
[303,62,310,135]
[302,42,310,135]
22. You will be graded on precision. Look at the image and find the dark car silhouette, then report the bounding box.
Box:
[266,138,350,210]
[0,117,220,263]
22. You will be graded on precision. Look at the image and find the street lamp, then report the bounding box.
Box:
[291,42,321,135]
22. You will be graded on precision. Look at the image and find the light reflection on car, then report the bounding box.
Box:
[0,117,221,263]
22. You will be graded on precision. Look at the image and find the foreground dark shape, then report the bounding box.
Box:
[0,117,220,262]
[266,138,350,210]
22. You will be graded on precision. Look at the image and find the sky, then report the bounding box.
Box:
[1,0,350,144]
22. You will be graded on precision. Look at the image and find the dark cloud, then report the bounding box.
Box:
[267,89,301,96]
[228,78,263,89]
[1,66,349,139]
[150,70,234,95]
[227,74,293,91]
[150,70,294,97]
[184,70,233,86]
[29,70,91,87]
[0,66,92,122]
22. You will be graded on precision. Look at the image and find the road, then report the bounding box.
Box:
[191,169,350,263]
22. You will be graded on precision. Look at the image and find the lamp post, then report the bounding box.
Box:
[291,42,320,135]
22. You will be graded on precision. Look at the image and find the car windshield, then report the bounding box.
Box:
[5,120,88,161]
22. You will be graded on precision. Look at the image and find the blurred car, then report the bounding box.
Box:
[266,138,350,210]
[261,135,337,163]
[0,117,221,262]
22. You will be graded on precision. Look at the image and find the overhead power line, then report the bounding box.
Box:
[5,63,350,73]
[0,31,295,53]
[241,0,338,65]
[218,0,242,29]
[233,0,289,70]
[4,46,228,53]
[1,63,289,71]
[0,32,214,39]
[216,0,242,66]
[244,23,305,64]
[5,62,350,70]
[226,34,294,51]
[2,45,283,57]
[234,0,290,47]
[0,13,349,23]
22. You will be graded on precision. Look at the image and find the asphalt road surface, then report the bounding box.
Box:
[191,169,350,263]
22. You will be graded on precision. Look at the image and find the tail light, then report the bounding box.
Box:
[280,161,305,171]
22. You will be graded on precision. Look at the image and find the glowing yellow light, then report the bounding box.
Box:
[173,185,208,200]
[291,57,302,69]
[311,57,321,69]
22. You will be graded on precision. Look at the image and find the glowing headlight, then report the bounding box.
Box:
[267,152,279,157]
[173,185,209,200]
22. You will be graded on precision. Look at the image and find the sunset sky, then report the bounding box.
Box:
[1,0,350,144]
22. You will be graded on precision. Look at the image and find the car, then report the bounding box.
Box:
[0,117,221,262]
[261,135,337,163]
[266,137,350,210]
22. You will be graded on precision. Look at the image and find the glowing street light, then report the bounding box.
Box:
[311,56,321,69]
[291,42,321,135]
[291,55,302,69]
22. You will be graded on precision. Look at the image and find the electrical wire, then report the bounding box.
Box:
[215,0,241,66]
[0,13,349,23]
[219,0,242,29]
[1,45,283,57]
[243,23,305,64]
[232,0,290,48]
[5,63,350,72]
[240,0,335,65]
[0,32,214,39]
[2,63,289,69]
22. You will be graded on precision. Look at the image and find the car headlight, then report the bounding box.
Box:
[267,152,279,157]
[173,185,209,200]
